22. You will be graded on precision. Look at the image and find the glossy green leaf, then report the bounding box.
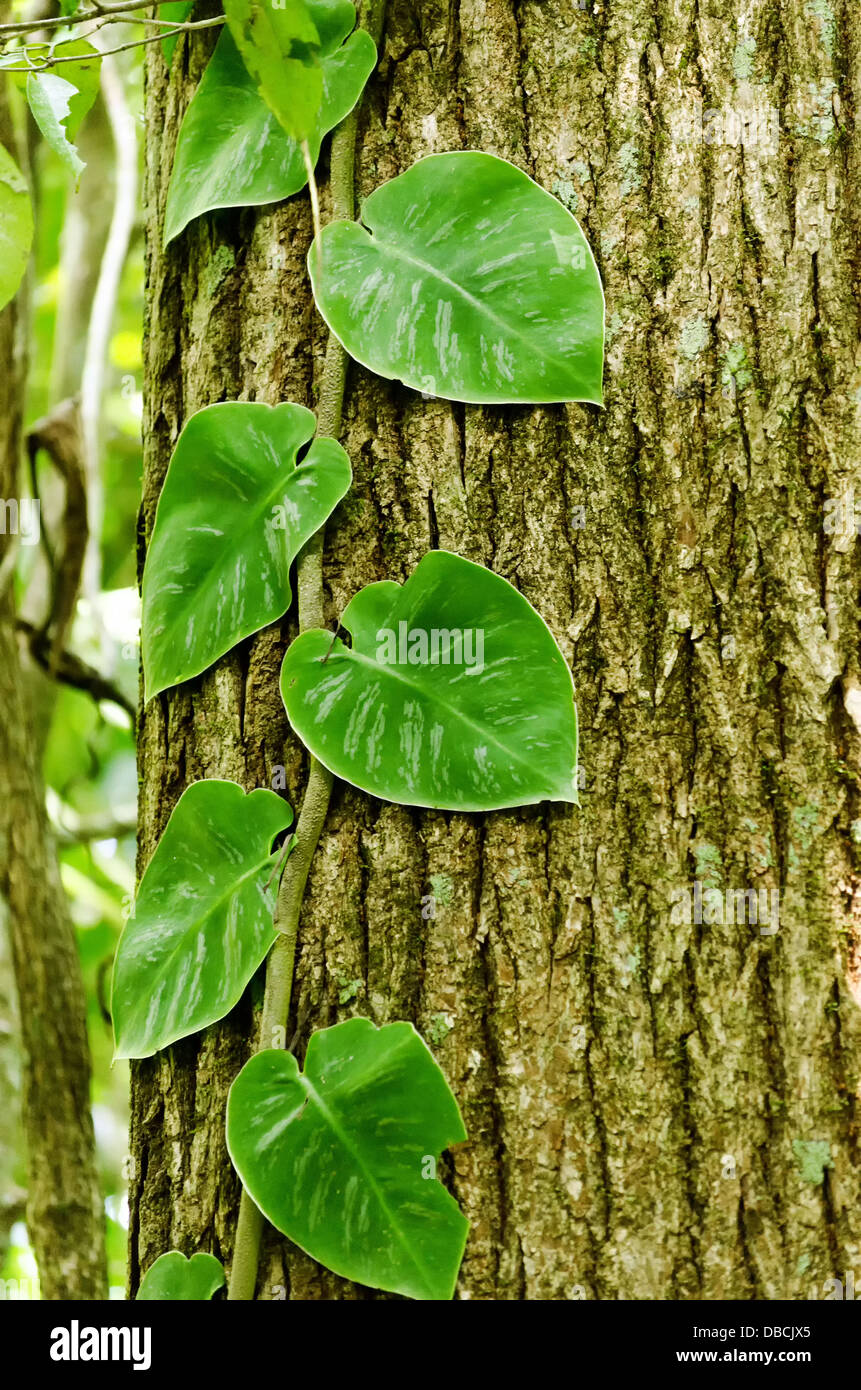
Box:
[0,145,33,311]
[160,2,194,65]
[142,401,351,702]
[137,1251,225,1301]
[224,0,322,142]
[309,151,605,404]
[164,20,376,245]
[112,780,292,1060]
[280,549,579,811]
[227,1019,468,1300]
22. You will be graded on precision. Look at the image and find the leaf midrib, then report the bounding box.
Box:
[340,644,570,787]
[358,226,591,380]
[300,1041,439,1298]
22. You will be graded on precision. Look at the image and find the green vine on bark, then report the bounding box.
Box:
[2,0,604,1302]
[228,0,384,1302]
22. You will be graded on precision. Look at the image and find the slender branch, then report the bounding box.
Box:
[227,0,388,1304]
[0,16,223,68]
[54,814,137,844]
[0,1,196,38]
[17,618,137,724]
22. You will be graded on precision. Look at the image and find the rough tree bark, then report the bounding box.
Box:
[130,0,861,1299]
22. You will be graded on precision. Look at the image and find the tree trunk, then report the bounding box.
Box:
[130,0,861,1300]
[0,67,107,1302]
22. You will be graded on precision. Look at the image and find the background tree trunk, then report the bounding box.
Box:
[130,0,861,1299]
[0,49,107,1302]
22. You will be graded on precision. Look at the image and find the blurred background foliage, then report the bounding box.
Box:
[0,2,146,1299]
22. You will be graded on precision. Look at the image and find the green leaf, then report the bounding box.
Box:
[160,2,194,65]
[111,780,292,1060]
[0,144,33,311]
[309,150,605,404]
[27,74,85,180]
[227,1019,468,1300]
[142,401,351,702]
[45,39,101,139]
[163,20,376,245]
[280,549,579,811]
[20,40,100,185]
[137,1251,225,1301]
[223,0,323,142]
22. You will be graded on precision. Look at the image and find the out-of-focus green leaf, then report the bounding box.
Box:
[160,1,194,65]
[27,74,85,180]
[223,0,323,141]
[45,39,101,136]
[24,40,101,183]
[0,143,33,310]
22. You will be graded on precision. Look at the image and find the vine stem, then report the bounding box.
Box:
[227,0,387,1303]
[301,139,323,282]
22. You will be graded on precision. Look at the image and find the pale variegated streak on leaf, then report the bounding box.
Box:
[142,401,351,701]
[0,145,33,311]
[280,550,579,812]
[309,150,605,405]
[111,780,292,1060]
[227,1019,469,1300]
[137,1251,225,1301]
[223,0,323,141]
[163,17,376,244]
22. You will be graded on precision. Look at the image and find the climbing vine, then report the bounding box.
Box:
[1,0,604,1300]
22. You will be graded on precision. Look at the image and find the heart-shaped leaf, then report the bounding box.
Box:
[308,150,605,404]
[142,401,351,702]
[227,1019,468,1300]
[112,780,292,1060]
[224,0,322,142]
[0,145,33,311]
[280,550,578,811]
[137,1251,225,1301]
[164,20,376,245]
